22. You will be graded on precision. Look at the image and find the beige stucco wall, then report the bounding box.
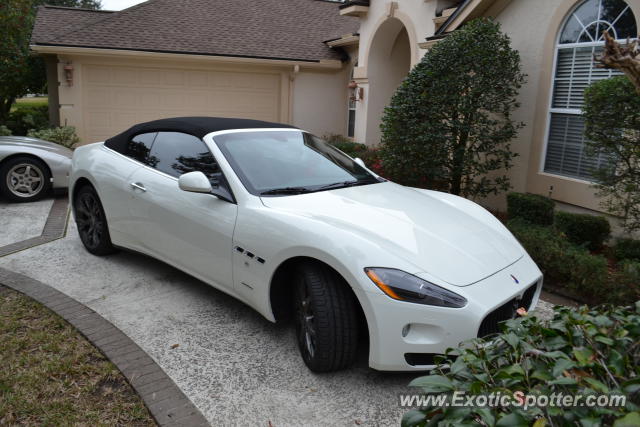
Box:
[352,0,436,144]
[46,50,351,143]
[352,0,640,215]
[512,0,640,213]
[291,67,351,137]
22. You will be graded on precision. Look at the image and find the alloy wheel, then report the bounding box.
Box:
[296,284,317,362]
[6,163,45,198]
[76,192,104,249]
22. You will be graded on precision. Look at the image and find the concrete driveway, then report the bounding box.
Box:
[0,198,555,426]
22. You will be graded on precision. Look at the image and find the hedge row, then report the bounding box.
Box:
[508,218,639,305]
[404,302,640,426]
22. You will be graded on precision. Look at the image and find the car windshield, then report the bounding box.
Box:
[213,130,380,196]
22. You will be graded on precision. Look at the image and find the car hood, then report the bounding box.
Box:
[261,182,523,287]
[0,136,72,158]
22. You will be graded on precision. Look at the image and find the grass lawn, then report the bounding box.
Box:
[11,97,49,111]
[0,286,155,426]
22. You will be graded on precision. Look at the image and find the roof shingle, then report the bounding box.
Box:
[31,6,114,46]
[32,0,359,62]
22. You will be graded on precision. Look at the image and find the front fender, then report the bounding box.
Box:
[231,204,417,322]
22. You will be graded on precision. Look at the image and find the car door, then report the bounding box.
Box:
[127,131,238,291]
[98,132,156,236]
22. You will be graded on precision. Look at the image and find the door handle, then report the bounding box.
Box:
[130,182,146,192]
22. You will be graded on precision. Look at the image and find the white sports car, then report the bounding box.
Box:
[70,117,542,372]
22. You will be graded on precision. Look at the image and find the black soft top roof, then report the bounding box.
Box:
[104,116,297,153]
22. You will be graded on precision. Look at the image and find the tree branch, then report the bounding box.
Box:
[594,32,640,94]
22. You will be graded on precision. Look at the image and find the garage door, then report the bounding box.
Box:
[82,64,282,142]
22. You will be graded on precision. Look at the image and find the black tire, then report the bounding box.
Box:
[293,261,359,372]
[0,156,51,202]
[73,185,117,256]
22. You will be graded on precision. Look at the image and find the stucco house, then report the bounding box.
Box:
[31,0,639,214]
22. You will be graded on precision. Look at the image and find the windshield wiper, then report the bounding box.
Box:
[260,187,312,196]
[318,179,379,191]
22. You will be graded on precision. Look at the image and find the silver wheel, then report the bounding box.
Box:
[6,163,45,198]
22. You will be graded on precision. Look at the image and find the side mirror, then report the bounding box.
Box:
[354,157,366,168]
[178,171,212,193]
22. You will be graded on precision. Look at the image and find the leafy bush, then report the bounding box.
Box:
[404,303,640,426]
[507,192,555,226]
[324,134,369,158]
[508,219,638,304]
[615,238,640,262]
[325,134,385,176]
[27,126,79,148]
[508,219,613,302]
[3,105,49,136]
[379,18,525,198]
[0,125,11,136]
[610,260,640,303]
[555,211,611,251]
[584,76,640,233]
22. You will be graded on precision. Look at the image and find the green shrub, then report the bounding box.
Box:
[615,238,640,262]
[508,219,610,301]
[555,211,611,251]
[507,192,555,226]
[0,125,11,136]
[608,260,640,303]
[4,105,49,136]
[404,303,640,426]
[379,18,525,198]
[584,76,640,233]
[27,126,79,148]
[324,134,368,157]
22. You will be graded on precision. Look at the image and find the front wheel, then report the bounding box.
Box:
[293,262,359,372]
[0,156,51,202]
[73,185,117,256]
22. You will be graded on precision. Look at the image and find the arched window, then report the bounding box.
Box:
[544,0,637,180]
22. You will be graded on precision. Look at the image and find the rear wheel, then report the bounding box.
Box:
[293,262,359,372]
[0,156,51,202]
[74,185,117,256]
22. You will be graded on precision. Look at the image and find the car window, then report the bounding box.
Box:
[125,132,157,164]
[148,132,221,183]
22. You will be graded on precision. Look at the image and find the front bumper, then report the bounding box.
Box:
[360,254,542,371]
[50,156,71,189]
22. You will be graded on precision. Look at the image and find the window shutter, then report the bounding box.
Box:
[544,113,610,180]
[551,46,618,110]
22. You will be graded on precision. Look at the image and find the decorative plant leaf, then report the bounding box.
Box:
[409,375,455,393]
[613,412,640,427]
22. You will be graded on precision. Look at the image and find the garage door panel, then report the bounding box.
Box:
[113,68,138,85]
[82,64,282,143]
[187,71,209,88]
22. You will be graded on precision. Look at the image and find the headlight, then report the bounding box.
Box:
[364,268,467,308]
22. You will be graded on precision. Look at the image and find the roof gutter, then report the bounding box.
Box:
[434,0,473,35]
[30,44,344,69]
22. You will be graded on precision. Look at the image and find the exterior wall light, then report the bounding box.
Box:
[348,80,364,102]
[64,63,74,86]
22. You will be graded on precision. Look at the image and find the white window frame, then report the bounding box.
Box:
[540,0,636,182]
[347,63,357,138]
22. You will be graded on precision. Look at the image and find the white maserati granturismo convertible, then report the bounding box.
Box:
[70,117,542,372]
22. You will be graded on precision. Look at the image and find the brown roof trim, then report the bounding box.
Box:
[339,0,369,10]
[38,5,115,13]
[435,0,471,35]
[323,32,359,43]
[32,42,326,64]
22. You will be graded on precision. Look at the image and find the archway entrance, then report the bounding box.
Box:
[366,18,411,145]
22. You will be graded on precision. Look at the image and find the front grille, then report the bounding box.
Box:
[521,282,537,310]
[477,282,538,338]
